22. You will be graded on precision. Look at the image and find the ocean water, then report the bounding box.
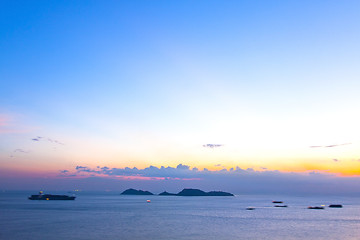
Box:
[0,191,359,240]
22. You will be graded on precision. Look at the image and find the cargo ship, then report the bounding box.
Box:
[28,191,76,200]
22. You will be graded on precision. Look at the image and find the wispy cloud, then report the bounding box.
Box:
[310,143,352,148]
[13,149,30,153]
[31,136,65,145]
[203,144,224,148]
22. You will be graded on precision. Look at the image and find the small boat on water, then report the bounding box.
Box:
[246,207,255,210]
[329,204,342,208]
[272,201,283,203]
[28,191,76,200]
[274,205,288,208]
[308,206,324,209]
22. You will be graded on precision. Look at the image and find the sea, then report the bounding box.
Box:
[0,191,359,240]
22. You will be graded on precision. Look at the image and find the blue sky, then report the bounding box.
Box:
[1,0,360,192]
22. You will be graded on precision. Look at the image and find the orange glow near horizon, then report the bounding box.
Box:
[3,158,360,179]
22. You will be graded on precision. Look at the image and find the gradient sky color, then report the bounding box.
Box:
[1,1,360,191]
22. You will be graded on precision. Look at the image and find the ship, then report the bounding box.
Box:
[307,206,324,209]
[28,191,76,200]
[329,204,343,208]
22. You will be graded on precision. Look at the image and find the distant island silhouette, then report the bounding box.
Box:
[158,191,177,196]
[177,189,234,196]
[121,188,154,195]
[121,188,234,196]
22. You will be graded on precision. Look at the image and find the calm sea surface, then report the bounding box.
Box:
[0,191,359,240]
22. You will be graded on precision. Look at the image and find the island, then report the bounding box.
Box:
[121,188,154,195]
[158,191,177,196]
[121,188,234,196]
[160,188,234,196]
[206,190,234,196]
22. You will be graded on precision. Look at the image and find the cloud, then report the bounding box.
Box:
[71,164,323,180]
[31,136,65,145]
[73,164,202,180]
[58,169,78,177]
[75,166,93,172]
[176,164,190,170]
[13,149,30,153]
[203,144,224,148]
[310,143,352,148]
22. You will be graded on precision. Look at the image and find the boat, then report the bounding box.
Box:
[274,205,288,208]
[307,206,324,209]
[272,201,283,203]
[246,207,255,210]
[28,191,76,200]
[329,204,343,208]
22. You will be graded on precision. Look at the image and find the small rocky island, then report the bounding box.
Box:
[176,188,234,196]
[121,188,234,196]
[158,191,177,196]
[121,188,154,195]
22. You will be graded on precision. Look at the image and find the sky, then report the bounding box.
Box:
[1,0,360,194]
